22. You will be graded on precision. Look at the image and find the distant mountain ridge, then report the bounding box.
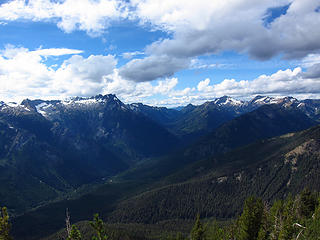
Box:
[2,94,319,126]
[129,95,320,142]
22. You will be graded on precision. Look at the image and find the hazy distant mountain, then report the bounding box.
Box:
[186,103,317,160]
[130,95,320,144]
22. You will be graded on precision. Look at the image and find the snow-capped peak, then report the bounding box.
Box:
[61,94,121,106]
[214,96,243,106]
[250,95,282,105]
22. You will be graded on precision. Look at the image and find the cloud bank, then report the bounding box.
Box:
[1,1,320,105]
[1,45,320,106]
[120,0,320,81]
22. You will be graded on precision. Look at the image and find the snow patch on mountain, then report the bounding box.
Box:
[213,96,243,106]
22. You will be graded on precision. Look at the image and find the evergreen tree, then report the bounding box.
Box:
[190,214,205,240]
[237,196,264,240]
[206,220,226,240]
[0,207,12,240]
[90,214,108,240]
[278,195,296,240]
[257,203,271,240]
[67,225,82,240]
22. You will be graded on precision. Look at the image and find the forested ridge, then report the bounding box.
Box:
[2,189,320,240]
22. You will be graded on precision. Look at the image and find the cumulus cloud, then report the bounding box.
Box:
[195,67,320,98]
[103,70,187,103]
[135,0,320,60]
[117,0,320,82]
[0,45,186,105]
[135,64,320,107]
[0,45,117,102]
[2,0,320,82]
[53,54,117,97]
[119,55,189,82]
[0,0,127,35]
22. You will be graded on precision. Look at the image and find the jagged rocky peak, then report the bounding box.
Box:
[278,96,299,105]
[250,95,275,105]
[20,99,43,112]
[213,96,243,106]
[181,103,196,113]
[60,94,123,107]
[128,102,144,110]
[249,95,299,108]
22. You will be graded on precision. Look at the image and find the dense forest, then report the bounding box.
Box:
[1,189,320,240]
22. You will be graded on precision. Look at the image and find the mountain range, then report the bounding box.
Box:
[1,94,320,239]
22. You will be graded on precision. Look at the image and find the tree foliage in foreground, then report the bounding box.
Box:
[187,189,319,240]
[0,207,12,240]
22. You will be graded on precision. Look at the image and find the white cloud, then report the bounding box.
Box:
[103,70,186,103]
[129,64,320,107]
[121,51,144,59]
[117,0,320,82]
[197,78,212,92]
[302,54,320,68]
[0,46,55,101]
[190,59,225,70]
[0,45,117,102]
[53,54,117,97]
[0,0,127,35]
[1,0,319,83]
[153,77,178,94]
[195,67,320,99]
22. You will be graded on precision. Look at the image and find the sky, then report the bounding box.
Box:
[0,0,320,107]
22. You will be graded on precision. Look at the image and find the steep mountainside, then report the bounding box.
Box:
[0,94,178,213]
[108,125,320,224]
[128,103,182,126]
[186,104,317,160]
[119,104,317,183]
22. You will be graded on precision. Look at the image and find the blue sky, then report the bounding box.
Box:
[0,0,320,106]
